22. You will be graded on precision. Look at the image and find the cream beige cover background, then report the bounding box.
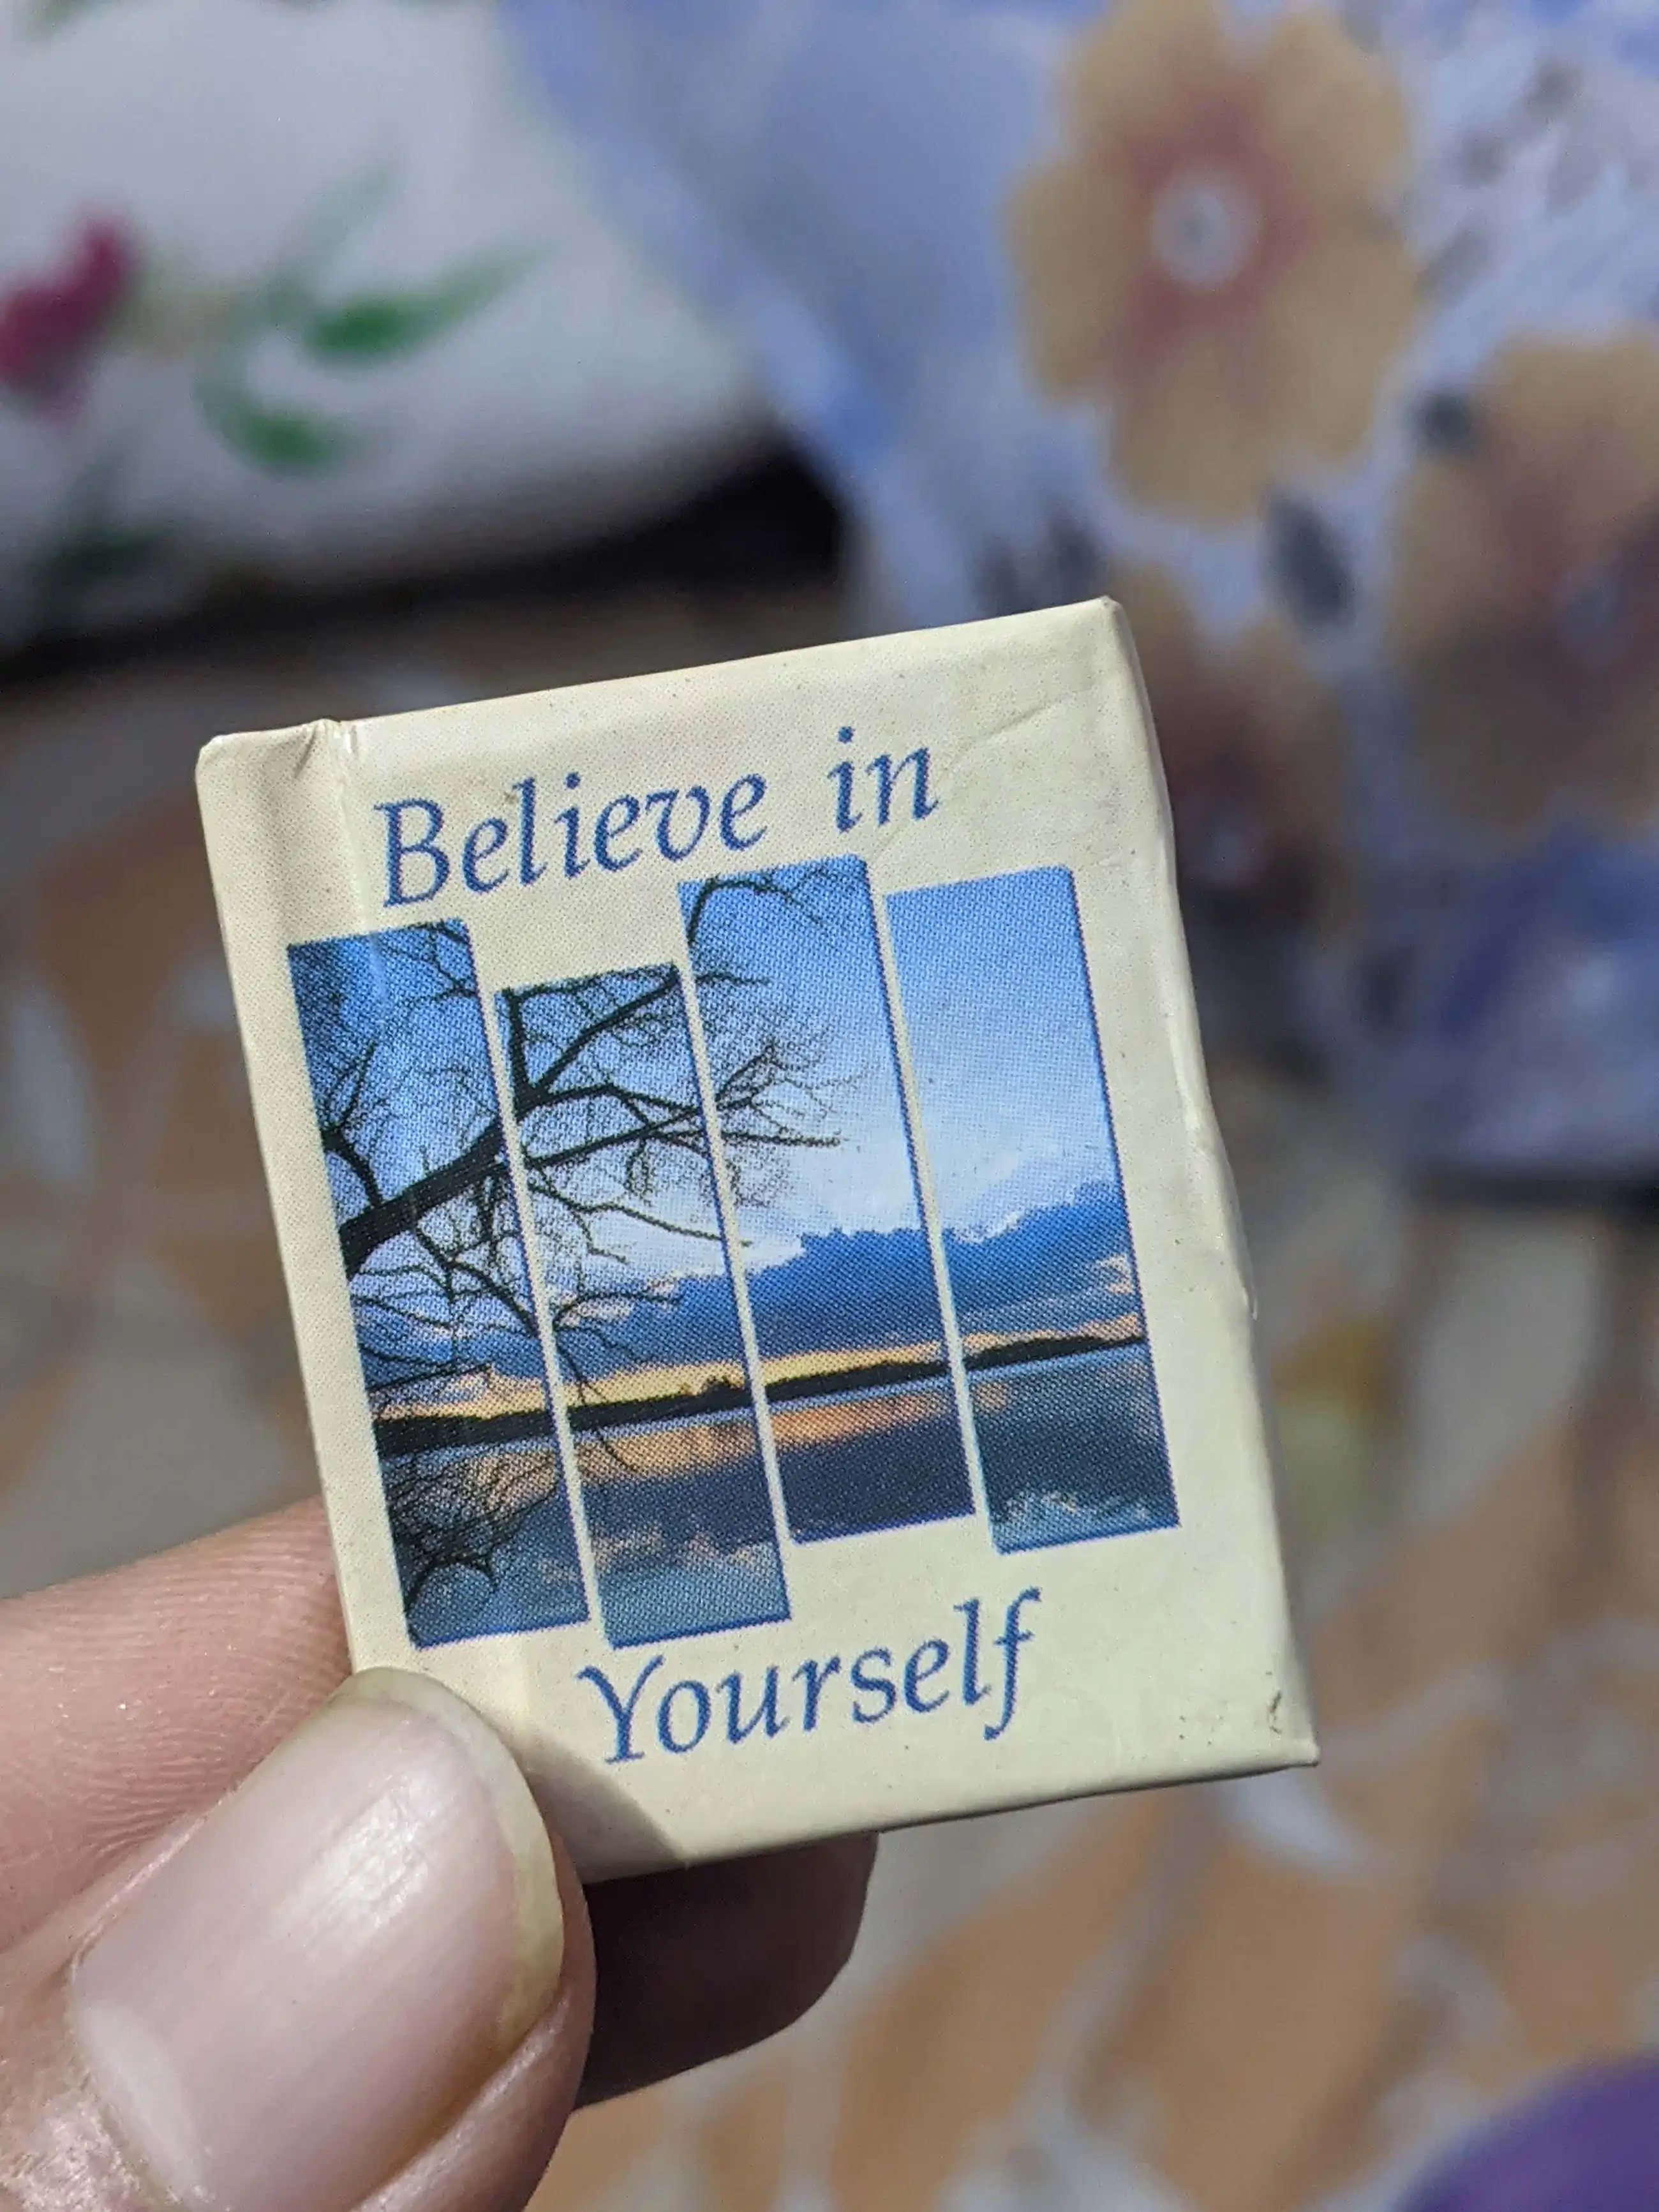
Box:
[195,603,1311,1873]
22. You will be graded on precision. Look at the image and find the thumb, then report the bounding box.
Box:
[0,1671,593,2212]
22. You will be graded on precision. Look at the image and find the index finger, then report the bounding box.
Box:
[0,1498,346,1947]
[0,1501,873,2102]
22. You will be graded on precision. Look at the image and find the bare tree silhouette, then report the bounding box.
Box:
[507,872,847,1411]
[292,872,849,1608]
[383,1446,569,1614]
[295,921,532,1410]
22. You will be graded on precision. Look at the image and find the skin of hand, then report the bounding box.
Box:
[0,1499,875,2212]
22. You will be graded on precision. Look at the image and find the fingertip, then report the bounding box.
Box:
[68,1672,576,2212]
[579,1833,875,2106]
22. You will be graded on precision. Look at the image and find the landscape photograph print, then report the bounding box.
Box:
[494,957,789,1647]
[287,861,1176,1654]
[682,860,976,1541]
[288,921,590,1647]
[886,866,1176,1552]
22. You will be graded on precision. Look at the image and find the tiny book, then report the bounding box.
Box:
[198,600,1314,1878]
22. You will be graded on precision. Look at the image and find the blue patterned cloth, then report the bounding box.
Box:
[510,0,1659,1177]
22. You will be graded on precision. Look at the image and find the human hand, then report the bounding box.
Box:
[0,1500,874,2211]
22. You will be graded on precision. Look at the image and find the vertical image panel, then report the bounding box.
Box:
[683,860,974,1539]
[495,965,787,1646]
[886,869,1177,1552]
[287,922,588,1647]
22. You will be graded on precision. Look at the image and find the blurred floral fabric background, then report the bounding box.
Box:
[513,0,1659,1180]
[9,0,1659,2207]
[0,0,768,645]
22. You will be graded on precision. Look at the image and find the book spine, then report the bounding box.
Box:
[196,722,391,1659]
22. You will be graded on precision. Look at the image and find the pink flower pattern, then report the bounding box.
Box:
[0,218,138,415]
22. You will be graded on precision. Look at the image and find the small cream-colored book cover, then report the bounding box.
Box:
[198,600,1314,1878]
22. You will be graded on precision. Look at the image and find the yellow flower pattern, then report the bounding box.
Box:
[1009,0,1417,520]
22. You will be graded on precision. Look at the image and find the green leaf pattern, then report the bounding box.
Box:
[194,382,362,475]
[183,187,530,475]
[299,258,528,364]
[2,178,530,633]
